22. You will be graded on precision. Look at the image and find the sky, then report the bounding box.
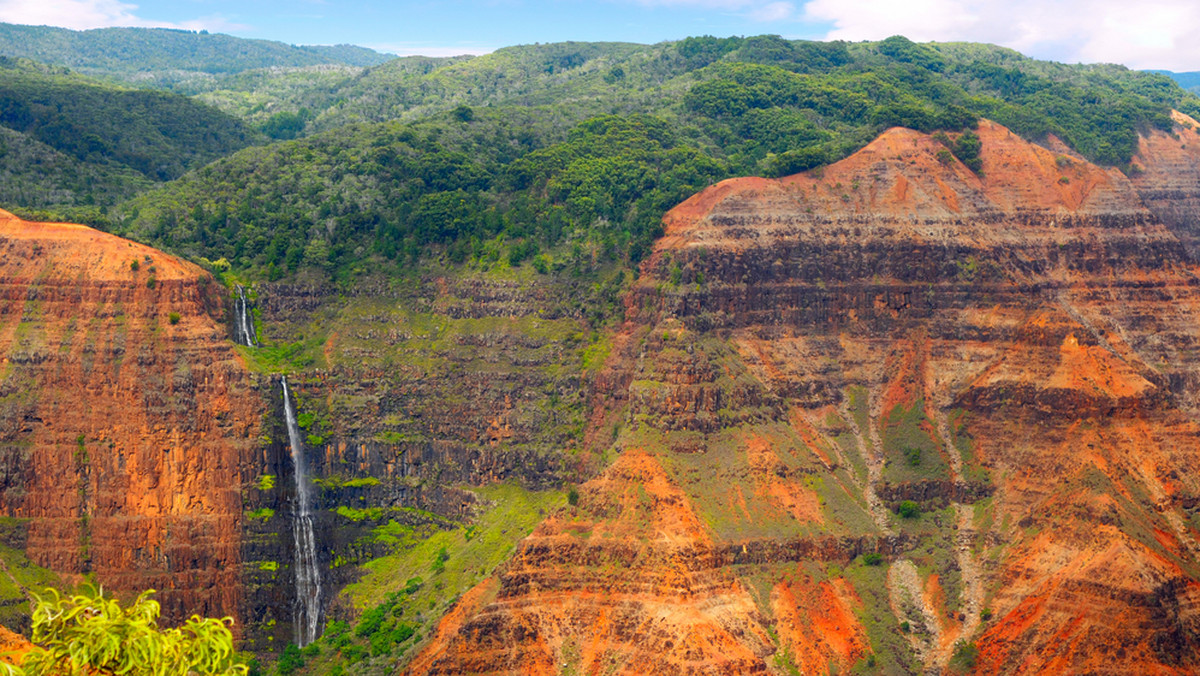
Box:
[0,0,1198,71]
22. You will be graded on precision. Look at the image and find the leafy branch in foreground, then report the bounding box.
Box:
[1,586,247,676]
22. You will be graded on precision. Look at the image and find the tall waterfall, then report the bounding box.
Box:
[234,285,257,347]
[282,376,322,646]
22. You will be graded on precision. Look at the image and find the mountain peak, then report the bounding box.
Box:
[665,119,1147,243]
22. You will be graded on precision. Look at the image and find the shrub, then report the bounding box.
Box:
[354,605,388,638]
[567,487,580,506]
[325,620,351,650]
[903,446,921,466]
[431,547,450,574]
[12,586,247,676]
[275,643,303,675]
[369,630,392,657]
[168,312,181,325]
[339,644,365,664]
[950,641,979,671]
[953,130,982,172]
[862,552,884,566]
[897,500,920,519]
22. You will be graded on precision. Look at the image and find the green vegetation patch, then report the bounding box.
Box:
[948,408,990,483]
[0,520,62,633]
[648,421,877,542]
[334,506,384,522]
[841,559,919,675]
[302,483,562,673]
[236,335,327,374]
[879,399,951,484]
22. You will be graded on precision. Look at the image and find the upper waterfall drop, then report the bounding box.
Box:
[235,285,258,347]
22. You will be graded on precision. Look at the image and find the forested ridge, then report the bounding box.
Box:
[0,32,1195,282]
[0,56,255,209]
[102,36,1200,283]
[0,23,393,91]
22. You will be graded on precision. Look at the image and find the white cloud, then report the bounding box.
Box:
[749,2,797,22]
[801,0,1200,70]
[0,0,156,30]
[0,0,245,33]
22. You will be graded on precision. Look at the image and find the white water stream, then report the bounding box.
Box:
[235,285,257,347]
[282,376,322,646]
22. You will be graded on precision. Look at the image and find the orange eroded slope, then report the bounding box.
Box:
[409,118,1200,674]
[0,210,261,624]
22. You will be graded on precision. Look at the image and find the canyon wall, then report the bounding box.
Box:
[408,118,1200,673]
[7,111,1200,674]
[0,211,262,623]
[233,271,604,649]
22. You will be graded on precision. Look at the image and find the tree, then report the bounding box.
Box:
[2,586,247,676]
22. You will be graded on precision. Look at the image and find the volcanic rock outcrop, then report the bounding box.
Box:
[409,119,1200,673]
[0,210,261,622]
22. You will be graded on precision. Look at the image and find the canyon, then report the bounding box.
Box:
[4,113,1200,674]
[407,116,1200,673]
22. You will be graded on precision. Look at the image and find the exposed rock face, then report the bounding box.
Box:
[406,449,776,675]
[1133,110,1200,258]
[0,211,261,623]
[234,272,600,648]
[410,119,1200,673]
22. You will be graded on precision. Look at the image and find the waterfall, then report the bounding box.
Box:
[234,285,257,347]
[282,376,322,646]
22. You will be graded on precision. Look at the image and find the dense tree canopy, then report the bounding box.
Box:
[0,57,254,207]
[0,33,1188,282]
[105,35,1200,283]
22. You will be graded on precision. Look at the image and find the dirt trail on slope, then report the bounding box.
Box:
[887,559,941,666]
[839,387,892,535]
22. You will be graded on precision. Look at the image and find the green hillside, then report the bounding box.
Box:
[113,36,1200,282]
[0,56,256,209]
[0,23,394,91]
[1153,69,1200,95]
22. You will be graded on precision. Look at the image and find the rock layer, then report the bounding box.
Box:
[410,119,1200,673]
[0,210,261,623]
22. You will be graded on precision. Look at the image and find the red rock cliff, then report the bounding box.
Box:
[409,119,1200,674]
[0,210,261,623]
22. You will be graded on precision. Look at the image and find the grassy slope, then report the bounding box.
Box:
[0,518,64,634]
[298,484,563,675]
